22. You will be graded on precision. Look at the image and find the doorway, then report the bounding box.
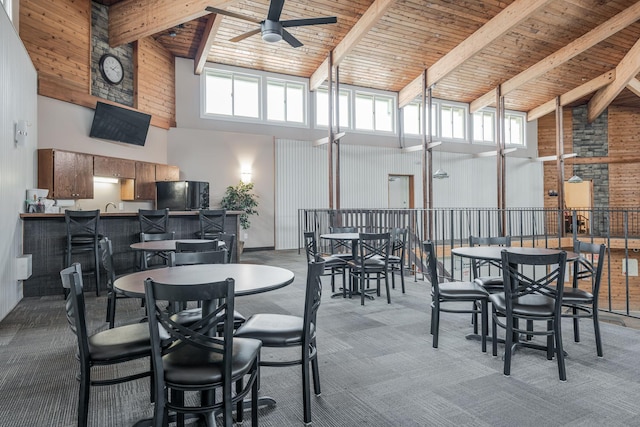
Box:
[388,175,414,209]
[564,180,592,234]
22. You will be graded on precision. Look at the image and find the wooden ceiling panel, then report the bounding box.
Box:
[117,0,640,113]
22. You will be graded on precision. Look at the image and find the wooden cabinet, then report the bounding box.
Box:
[38,149,94,199]
[94,156,135,179]
[156,164,179,181]
[121,162,156,201]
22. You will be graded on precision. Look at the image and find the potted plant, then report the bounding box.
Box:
[220,182,259,250]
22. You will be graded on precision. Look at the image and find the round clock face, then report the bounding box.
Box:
[99,54,124,85]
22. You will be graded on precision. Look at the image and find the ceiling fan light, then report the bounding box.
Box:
[262,31,282,43]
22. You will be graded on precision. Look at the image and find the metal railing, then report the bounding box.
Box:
[299,207,640,320]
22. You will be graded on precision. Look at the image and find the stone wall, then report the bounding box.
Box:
[91,2,134,106]
[572,105,609,208]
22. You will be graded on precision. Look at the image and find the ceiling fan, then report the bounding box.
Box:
[206,0,337,48]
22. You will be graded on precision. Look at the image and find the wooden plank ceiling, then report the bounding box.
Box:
[102,0,640,118]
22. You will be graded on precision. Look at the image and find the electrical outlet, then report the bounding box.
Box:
[118,202,124,211]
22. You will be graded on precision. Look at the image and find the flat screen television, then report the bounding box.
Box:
[89,101,151,146]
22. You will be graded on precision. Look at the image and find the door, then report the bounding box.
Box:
[388,175,413,209]
[564,180,592,234]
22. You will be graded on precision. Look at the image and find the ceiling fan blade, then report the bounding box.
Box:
[282,29,303,48]
[230,28,261,43]
[281,17,337,28]
[267,0,285,22]
[205,6,261,24]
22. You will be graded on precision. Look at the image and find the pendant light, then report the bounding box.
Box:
[567,174,583,183]
[433,149,449,179]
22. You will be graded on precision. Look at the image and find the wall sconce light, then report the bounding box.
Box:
[241,166,252,183]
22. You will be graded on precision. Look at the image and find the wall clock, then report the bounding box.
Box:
[98,53,124,85]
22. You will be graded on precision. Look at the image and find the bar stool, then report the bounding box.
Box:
[65,209,103,296]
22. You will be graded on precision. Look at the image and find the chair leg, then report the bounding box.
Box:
[302,351,312,425]
[399,263,405,293]
[503,317,513,376]
[384,274,391,304]
[432,300,440,348]
[554,318,567,381]
[251,369,259,426]
[78,364,90,427]
[360,276,365,306]
[547,320,554,360]
[235,378,244,423]
[492,308,498,357]
[94,242,100,296]
[593,309,603,357]
[107,292,117,329]
[480,300,488,353]
[572,305,581,342]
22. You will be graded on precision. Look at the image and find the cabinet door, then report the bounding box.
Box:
[135,162,156,200]
[74,153,94,199]
[156,164,179,181]
[52,151,76,199]
[94,156,135,179]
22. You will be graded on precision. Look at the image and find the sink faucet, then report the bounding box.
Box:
[105,202,117,212]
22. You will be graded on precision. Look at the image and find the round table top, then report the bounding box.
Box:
[451,246,579,261]
[114,263,295,298]
[320,233,360,240]
[130,239,214,252]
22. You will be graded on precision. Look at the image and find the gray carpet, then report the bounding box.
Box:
[2,249,640,426]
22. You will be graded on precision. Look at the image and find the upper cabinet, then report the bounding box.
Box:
[156,164,179,182]
[94,156,135,179]
[121,162,156,201]
[38,149,94,199]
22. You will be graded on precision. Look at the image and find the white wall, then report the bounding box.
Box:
[1,6,38,321]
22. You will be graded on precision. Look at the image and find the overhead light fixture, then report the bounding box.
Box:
[567,175,583,183]
[93,176,119,184]
[169,30,177,37]
[261,21,283,43]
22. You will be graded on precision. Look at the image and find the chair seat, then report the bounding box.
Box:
[561,287,594,304]
[489,293,556,317]
[171,308,246,329]
[235,313,315,347]
[88,322,150,361]
[321,255,347,268]
[474,276,503,290]
[163,337,261,386]
[437,281,488,300]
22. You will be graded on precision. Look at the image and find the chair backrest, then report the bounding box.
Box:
[303,260,326,346]
[138,209,169,234]
[469,235,511,278]
[60,263,90,362]
[65,209,100,240]
[329,226,357,255]
[99,237,116,290]
[389,228,408,257]
[140,231,175,242]
[356,232,391,266]
[500,249,567,314]
[217,233,236,263]
[573,240,606,295]
[175,240,218,252]
[144,276,236,404]
[303,231,320,262]
[424,241,443,293]
[169,250,227,266]
[199,209,227,239]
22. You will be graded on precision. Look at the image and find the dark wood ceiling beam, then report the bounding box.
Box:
[194,13,224,75]
[109,0,238,47]
[588,37,640,122]
[471,2,640,113]
[527,71,615,121]
[309,0,397,91]
[398,0,552,108]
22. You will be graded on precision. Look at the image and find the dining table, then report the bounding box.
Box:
[450,245,578,353]
[116,263,295,426]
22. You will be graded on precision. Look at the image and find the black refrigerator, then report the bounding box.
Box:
[156,181,209,211]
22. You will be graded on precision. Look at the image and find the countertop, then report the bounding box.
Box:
[20,210,241,219]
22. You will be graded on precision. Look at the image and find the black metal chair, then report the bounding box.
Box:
[139,231,175,270]
[65,209,103,296]
[196,209,227,239]
[469,235,512,293]
[138,208,170,234]
[175,239,219,253]
[491,249,568,380]
[304,231,348,296]
[235,260,326,425]
[61,263,151,427]
[217,233,237,263]
[562,240,606,357]
[348,232,392,305]
[424,241,489,352]
[100,237,141,328]
[388,227,408,293]
[145,276,261,427]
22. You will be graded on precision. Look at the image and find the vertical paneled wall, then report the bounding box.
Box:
[0,10,38,320]
[275,140,542,249]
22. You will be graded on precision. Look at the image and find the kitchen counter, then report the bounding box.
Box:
[20,210,241,296]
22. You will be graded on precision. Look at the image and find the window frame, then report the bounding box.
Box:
[314,86,352,130]
[504,111,526,147]
[439,101,468,143]
[402,100,438,138]
[353,90,397,135]
[266,77,308,125]
[472,109,496,146]
[202,68,262,122]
